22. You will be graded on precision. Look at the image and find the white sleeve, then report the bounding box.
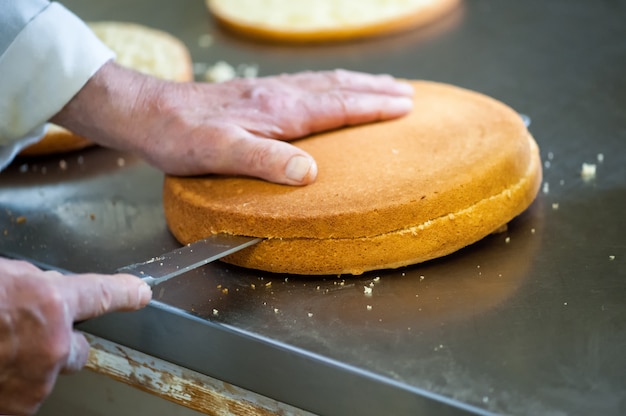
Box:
[0,1,114,169]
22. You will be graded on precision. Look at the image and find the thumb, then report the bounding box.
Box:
[283,153,318,185]
[219,134,318,185]
[63,273,152,322]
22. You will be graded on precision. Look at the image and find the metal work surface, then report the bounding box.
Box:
[2,1,625,415]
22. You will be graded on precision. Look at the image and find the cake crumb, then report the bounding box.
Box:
[212,309,219,316]
[16,216,26,224]
[117,157,126,167]
[505,236,511,244]
[59,159,68,170]
[552,202,559,210]
[609,255,615,260]
[89,213,96,221]
[419,275,425,281]
[274,308,279,313]
[307,312,313,318]
[204,61,237,83]
[597,153,604,163]
[542,182,550,194]
[366,305,372,311]
[364,286,373,296]
[581,163,596,180]
[531,228,536,234]
[203,61,259,83]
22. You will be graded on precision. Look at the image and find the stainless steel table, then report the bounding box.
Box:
[2,1,625,414]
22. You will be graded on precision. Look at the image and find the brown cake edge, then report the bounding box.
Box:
[165,134,541,275]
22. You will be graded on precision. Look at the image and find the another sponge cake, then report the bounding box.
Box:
[207,0,461,43]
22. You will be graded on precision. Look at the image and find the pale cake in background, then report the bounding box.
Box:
[206,0,461,43]
[163,80,542,275]
[20,22,193,157]
[88,22,193,82]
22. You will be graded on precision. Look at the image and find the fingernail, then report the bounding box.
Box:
[138,282,152,304]
[285,155,315,183]
[395,82,415,96]
[386,97,414,116]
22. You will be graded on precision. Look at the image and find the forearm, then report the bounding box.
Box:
[50,60,164,154]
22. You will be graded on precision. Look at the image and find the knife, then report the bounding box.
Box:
[117,234,261,287]
[0,234,261,287]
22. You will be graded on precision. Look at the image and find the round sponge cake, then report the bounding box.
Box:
[20,22,193,157]
[163,80,542,275]
[207,0,461,43]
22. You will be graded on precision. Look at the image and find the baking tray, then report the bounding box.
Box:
[2,1,625,414]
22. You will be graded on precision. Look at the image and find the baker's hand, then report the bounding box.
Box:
[0,257,151,416]
[52,61,414,185]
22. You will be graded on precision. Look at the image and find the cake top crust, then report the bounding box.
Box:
[164,81,532,239]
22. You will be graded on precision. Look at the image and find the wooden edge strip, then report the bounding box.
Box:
[83,332,313,416]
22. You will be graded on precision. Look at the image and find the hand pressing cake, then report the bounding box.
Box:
[20,22,193,157]
[163,80,542,275]
[206,0,461,43]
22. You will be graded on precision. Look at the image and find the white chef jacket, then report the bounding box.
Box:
[0,0,114,170]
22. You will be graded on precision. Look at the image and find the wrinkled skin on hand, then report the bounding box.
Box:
[52,62,414,185]
[0,257,151,416]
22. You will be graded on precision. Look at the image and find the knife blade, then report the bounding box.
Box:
[117,234,262,287]
[0,234,260,287]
